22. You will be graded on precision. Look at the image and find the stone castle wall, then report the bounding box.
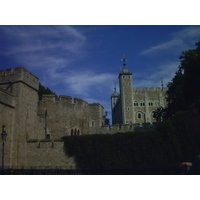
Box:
[0,67,105,169]
[132,87,167,123]
[26,139,76,169]
[0,67,163,170]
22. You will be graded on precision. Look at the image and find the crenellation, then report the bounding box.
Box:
[134,87,166,92]
[42,95,56,102]
[162,87,167,91]
[59,95,72,103]
[149,87,154,91]
[156,87,161,91]
[143,87,148,91]
[0,67,39,91]
[74,97,85,104]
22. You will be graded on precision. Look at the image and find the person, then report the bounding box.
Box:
[179,162,192,175]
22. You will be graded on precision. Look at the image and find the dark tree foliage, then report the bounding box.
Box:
[153,106,166,122]
[165,41,200,118]
[62,111,200,170]
[38,83,57,100]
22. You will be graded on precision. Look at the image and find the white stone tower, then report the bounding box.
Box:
[118,55,134,124]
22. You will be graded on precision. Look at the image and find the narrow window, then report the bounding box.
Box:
[71,129,74,136]
[46,134,50,139]
[149,102,153,106]
[138,113,142,119]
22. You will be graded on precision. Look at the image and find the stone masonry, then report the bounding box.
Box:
[0,66,165,170]
[111,59,167,125]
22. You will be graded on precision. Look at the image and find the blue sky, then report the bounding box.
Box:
[0,25,200,121]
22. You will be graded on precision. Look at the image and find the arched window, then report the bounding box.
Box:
[138,113,142,119]
[92,121,94,127]
[71,129,74,136]
[134,102,138,106]
[77,129,80,136]
[149,102,153,106]
[140,102,145,106]
[74,129,77,136]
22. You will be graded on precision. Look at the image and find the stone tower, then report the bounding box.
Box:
[111,56,167,126]
[118,55,134,124]
[0,67,39,168]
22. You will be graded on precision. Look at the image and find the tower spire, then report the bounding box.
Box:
[114,81,117,92]
[121,54,127,68]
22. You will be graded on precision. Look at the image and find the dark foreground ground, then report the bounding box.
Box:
[1,167,179,175]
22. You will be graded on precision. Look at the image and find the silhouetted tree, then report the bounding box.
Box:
[38,83,57,100]
[165,41,200,118]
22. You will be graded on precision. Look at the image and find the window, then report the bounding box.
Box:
[46,134,50,139]
[127,107,130,111]
[71,129,74,136]
[134,102,138,106]
[149,102,153,106]
[138,113,142,119]
[71,129,80,136]
[140,102,145,106]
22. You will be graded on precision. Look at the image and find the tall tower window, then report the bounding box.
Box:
[138,113,142,119]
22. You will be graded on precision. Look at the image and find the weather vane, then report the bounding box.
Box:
[121,54,127,68]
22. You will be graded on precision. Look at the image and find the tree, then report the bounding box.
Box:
[165,41,200,118]
[179,41,200,104]
[153,106,166,122]
[38,83,57,100]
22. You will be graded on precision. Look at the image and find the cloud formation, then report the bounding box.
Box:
[140,26,200,55]
[133,61,180,88]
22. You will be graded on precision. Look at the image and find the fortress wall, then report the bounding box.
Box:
[0,89,14,107]
[0,67,40,169]
[0,67,39,92]
[0,102,15,169]
[26,140,76,169]
[38,95,92,138]
[133,87,167,92]
[89,103,104,134]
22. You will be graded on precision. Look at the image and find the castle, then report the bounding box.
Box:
[0,58,167,170]
[111,55,167,125]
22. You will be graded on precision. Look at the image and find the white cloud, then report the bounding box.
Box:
[133,61,179,88]
[140,26,200,56]
[64,71,116,97]
[0,26,86,68]
[140,39,183,55]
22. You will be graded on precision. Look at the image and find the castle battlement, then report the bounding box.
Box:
[41,95,89,106]
[133,87,167,92]
[0,67,39,91]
